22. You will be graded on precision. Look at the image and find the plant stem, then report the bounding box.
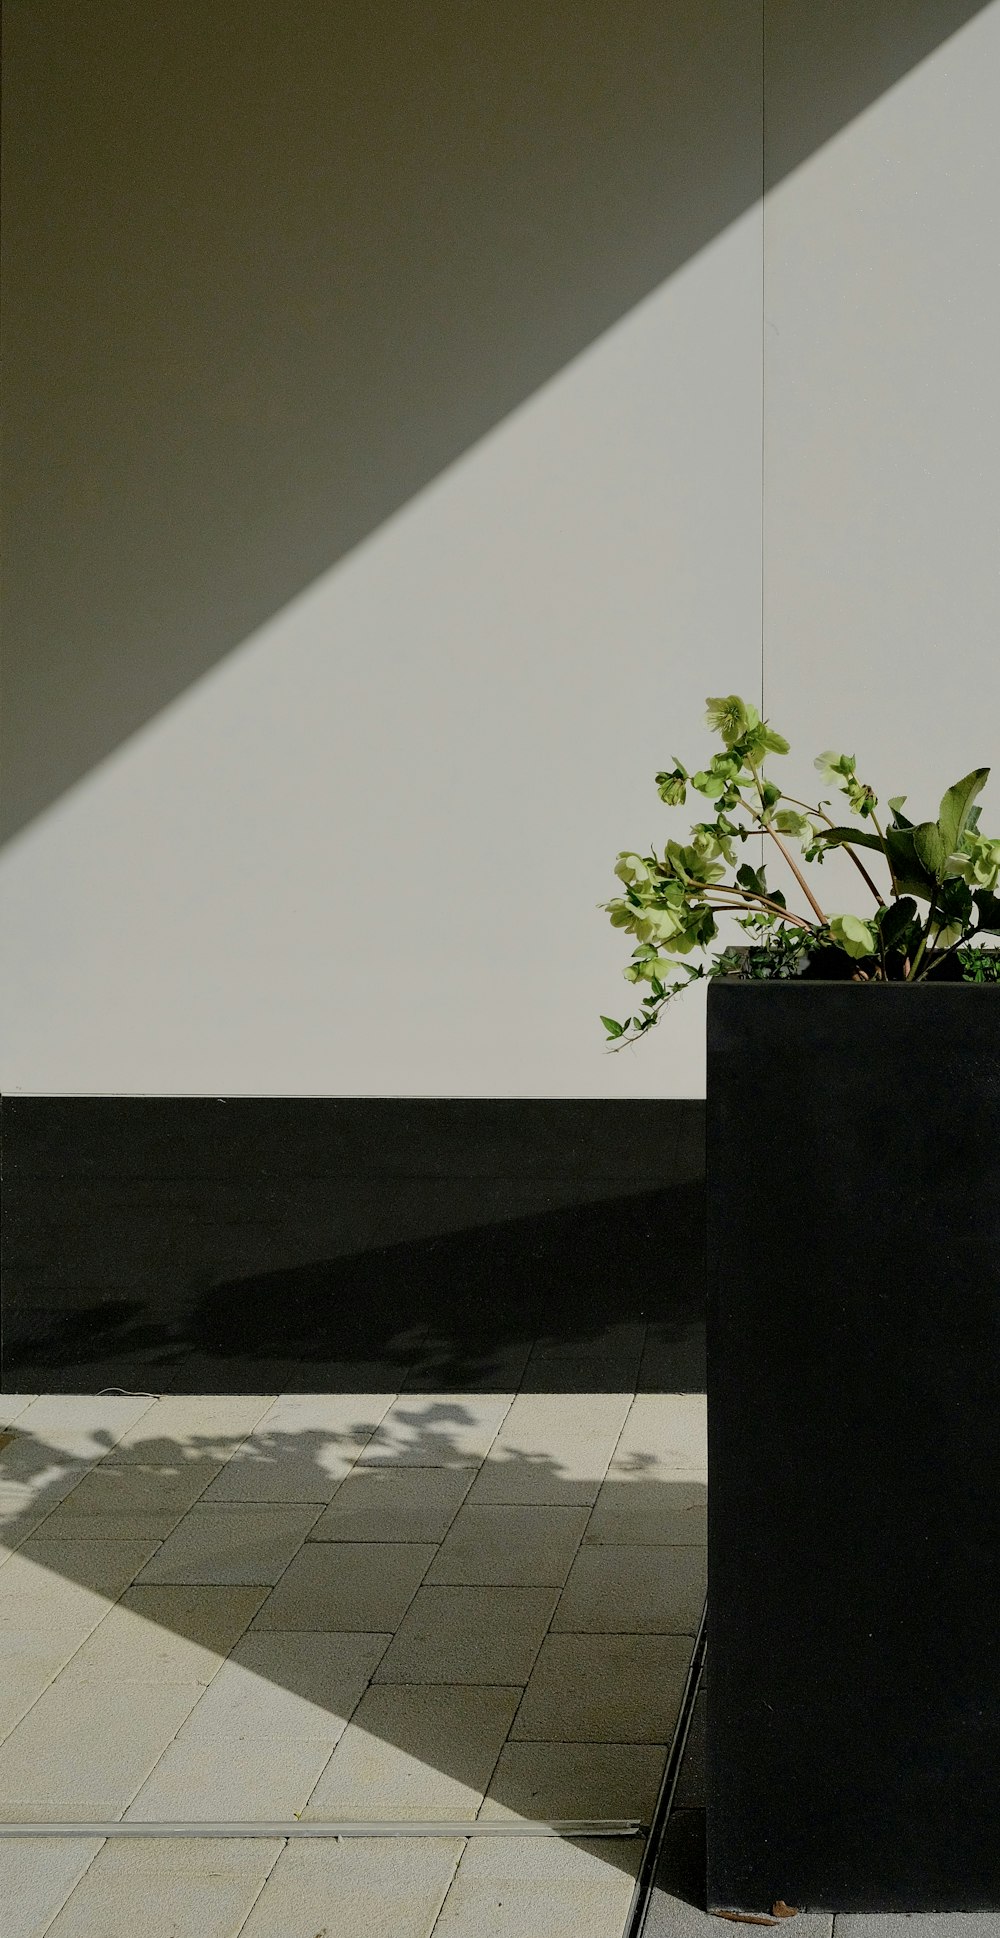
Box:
[739,780,829,925]
[779,795,886,906]
[910,931,969,983]
[866,808,899,897]
[703,893,817,932]
[908,897,937,980]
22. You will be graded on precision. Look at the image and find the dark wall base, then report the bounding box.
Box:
[1,1097,705,1394]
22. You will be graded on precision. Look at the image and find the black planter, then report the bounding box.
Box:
[706,978,1000,1916]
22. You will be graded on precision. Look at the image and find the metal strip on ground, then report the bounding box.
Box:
[623,1598,708,1938]
[0,1818,643,1840]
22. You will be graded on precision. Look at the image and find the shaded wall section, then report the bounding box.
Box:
[2,0,761,839]
[1,1097,707,1395]
[1,0,763,1097]
[4,2,995,1099]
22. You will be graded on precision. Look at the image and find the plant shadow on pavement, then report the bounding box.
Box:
[0,1400,707,1894]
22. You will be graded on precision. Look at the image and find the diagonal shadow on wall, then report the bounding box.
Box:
[3,0,993,839]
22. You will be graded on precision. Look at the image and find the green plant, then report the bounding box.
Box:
[600,695,1000,1047]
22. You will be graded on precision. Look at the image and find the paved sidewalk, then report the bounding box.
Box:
[0,1389,707,1937]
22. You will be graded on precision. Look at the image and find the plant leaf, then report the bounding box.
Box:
[913,821,949,881]
[600,1016,625,1038]
[884,826,936,901]
[878,896,917,952]
[973,890,1000,935]
[829,913,877,959]
[935,876,973,927]
[814,826,884,854]
[937,768,989,855]
[737,862,768,897]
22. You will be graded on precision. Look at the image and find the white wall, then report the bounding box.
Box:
[0,218,761,1096]
[6,4,997,1099]
[764,3,1000,873]
[0,1,761,1097]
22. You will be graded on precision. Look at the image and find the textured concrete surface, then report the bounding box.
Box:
[432,1834,640,1938]
[43,1838,283,1938]
[0,1391,705,1934]
[426,1503,591,1586]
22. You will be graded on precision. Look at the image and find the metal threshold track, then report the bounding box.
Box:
[0,1819,643,1840]
[623,1598,708,1938]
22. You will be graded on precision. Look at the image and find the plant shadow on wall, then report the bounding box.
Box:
[5,0,993,838]
[0,1401,707,1896]
[7,1183,706,1397]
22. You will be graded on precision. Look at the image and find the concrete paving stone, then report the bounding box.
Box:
[610,1394,707,1480]
[834,1921,1000,1936]
[40,1459,224,1536]
[177,1630,390,1742]
[9,1395,157,1462]
[373,1584,559,1685]
[55,1585,271,1685]
[467,1394,633,1506]
[12,1513,177,1545]
[0,1676,204,1819]
[308,1465,476,1543]
[0,1836,105,1938]
[0,1633,90,1745]
[200,1450,357,1506]
[479,1740,667,1824]
[0,1396,37,1428]
[0,1474,96,1553]
[124,1728,339,1822]
[427,1504,591,1586]
[236,1837,463,1938]
[104,1395,277,1464]
[246,1392,397,1446]
[0,1439,94,1490]
[432,1833,640,1938]
[304,1683,522,1820]
[553,1543,707,1634]
[644,1809,835,1938]
[511,1633,692,1742]
[584,1477,708,1547]
[0,1443,95,1491]
[136,1502,320,1584]
[0,1538,162,1632]
[43,1837,284,1938]
[202,1393,396,1503]
[357,1394,514,1467]
[251,1541,435,1631]
[0,1451,101,1510]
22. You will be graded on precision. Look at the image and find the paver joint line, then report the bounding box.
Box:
[2,1390,707,1936]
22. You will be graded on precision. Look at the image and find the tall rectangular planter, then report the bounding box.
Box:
[706,979,1000,1915]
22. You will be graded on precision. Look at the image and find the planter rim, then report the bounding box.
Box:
[714,972,997,986]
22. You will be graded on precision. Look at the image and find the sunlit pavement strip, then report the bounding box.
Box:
[0,1391,706,1937]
